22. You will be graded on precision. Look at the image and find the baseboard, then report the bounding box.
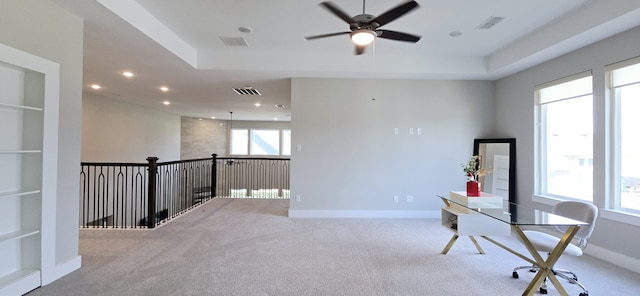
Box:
[288,209,440,219]
[586,244,640,274]
[42,255,82,285]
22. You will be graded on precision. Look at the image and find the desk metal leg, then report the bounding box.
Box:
[441,234,459,254]
[441,234,485,255]
[469,236,486,254]
[512,225,579,296]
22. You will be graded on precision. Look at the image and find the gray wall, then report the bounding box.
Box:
[289,78,495,216]
[81,92,181,162]
[181,117,227,159]
[0,0,83,276]
[496,26,640,265]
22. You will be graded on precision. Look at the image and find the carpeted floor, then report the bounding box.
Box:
[27,198,640,295]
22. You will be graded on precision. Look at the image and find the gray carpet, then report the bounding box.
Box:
[28,199,640,295]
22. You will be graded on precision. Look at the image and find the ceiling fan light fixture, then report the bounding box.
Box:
[350,29,376,46]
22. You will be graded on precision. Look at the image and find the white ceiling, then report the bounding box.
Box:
[50,0,640,121]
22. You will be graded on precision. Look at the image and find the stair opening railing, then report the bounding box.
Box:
[80,154,290,229]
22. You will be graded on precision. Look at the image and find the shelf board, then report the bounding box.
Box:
[0,101,43,111]
[0,269,41,295]
[0,150,42,154]
[0,190,41,198]
[0,229,40,244]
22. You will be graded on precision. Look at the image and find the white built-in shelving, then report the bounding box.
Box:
[0,43,60,296]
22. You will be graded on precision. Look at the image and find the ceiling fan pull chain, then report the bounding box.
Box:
[372,38,376,66]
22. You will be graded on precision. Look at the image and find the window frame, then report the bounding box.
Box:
[534,71,594,202]
[606,56,640,217]
[229,127,290,157]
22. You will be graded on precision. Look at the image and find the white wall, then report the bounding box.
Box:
[0,0,83,281]
[82,93,181,162]
[290,78,495,217]
[496,26,640,268]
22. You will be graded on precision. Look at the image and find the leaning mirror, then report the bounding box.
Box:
[473,138,516,204]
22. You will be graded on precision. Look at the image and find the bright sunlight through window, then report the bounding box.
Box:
[610,59,640,212]
[537,73,593,201]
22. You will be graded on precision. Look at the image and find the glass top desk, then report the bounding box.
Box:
[438,194,588,296]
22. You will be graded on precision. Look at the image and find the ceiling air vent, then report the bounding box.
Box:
[233,87,261,96]
[476,16,504,29]
[220,36,249,47]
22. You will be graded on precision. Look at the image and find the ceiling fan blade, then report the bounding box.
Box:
[320,2,355,24]
[355,44,366,55]
[377,29,421,43]
[371,1,419,27]
[305,32,350,40]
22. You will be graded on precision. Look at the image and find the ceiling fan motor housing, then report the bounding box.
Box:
[351,14,379,31]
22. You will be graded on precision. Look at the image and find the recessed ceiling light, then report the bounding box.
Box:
[163,101,170,105]
[91,84,101,90]
[255,103,261,107]
[273,117,279,121]
[160,86,169,92]
[210,116,216,119]
[122,71,134,77]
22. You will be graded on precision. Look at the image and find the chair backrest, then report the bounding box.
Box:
[553,200,599,241]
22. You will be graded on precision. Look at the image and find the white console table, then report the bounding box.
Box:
[439,191,510,254]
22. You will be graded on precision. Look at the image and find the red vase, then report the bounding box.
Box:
[466,181,480,196]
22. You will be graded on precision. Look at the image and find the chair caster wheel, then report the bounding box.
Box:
[579,293,588,296]
[539,287,547,294]
[512,271,519,279]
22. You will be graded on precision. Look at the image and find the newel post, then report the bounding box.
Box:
[211,154,217,198]
[146,157,159,228]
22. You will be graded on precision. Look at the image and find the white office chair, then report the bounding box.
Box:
[512,200,598,296]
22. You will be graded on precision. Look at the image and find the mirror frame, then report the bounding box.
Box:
[473,138,516,203]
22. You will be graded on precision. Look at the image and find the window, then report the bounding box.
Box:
[230,128,291,156]
[251,129,280,155]
[608,58,640,212]
[282,129,291,156]
[230,129,248,155]
[536,72,593,201]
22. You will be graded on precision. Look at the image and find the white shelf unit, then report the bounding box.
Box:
[441,191,511,237]
[441,206,511,236]
[0,43,60,296]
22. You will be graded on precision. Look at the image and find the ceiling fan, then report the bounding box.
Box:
[305,0,421,55]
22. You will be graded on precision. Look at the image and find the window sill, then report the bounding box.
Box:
[600,209,640,226]
[532,194,640,226]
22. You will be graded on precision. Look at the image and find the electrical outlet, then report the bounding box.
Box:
[407,195,414,203]
[295,195,301,202]
[393,195,398,203]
